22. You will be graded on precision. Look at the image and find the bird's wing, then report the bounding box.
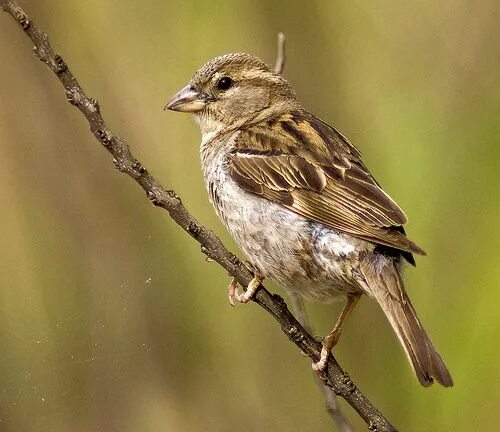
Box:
[229,111,425,256]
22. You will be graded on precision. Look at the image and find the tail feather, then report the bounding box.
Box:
[360,258,453,387]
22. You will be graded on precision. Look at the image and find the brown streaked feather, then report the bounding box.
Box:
[229,110,425,256]
[359,258,453,387]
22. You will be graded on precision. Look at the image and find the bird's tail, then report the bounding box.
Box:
[360,258,453,387]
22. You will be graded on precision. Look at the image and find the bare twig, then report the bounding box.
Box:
[324,385,356,432]
[274,32,286,74]
[0,2,398,431]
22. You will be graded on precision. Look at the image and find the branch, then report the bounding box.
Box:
[0,2,398,431]
[289,293,355,432]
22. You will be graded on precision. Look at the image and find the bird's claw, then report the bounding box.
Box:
[312,345,330,373]
[228,277,238,307]
[227,274,264,306]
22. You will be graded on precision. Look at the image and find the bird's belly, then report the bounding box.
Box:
[209,172,366,302]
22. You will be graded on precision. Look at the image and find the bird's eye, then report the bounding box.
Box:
[216,76,233,91]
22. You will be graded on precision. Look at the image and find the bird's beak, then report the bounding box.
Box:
[163,85,207,113]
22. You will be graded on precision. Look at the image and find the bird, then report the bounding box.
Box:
[164,52,453,387]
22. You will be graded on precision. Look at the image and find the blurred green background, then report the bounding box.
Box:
[0,1,499,431]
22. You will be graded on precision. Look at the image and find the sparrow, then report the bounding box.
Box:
[164,53,453,387]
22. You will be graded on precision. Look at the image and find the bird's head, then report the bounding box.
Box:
[164,53,298,134]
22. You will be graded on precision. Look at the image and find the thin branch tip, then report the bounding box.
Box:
[274,32,286,74]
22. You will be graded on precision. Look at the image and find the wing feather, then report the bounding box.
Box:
[229,111,425,256]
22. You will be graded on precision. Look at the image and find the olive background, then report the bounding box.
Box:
[0,1,499,431]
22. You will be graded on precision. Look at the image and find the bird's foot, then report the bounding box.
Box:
[227,274,264,306]
[312,294,361,372]
[311,330,341,372]
[312,344,331,372]
[227,278,238,306]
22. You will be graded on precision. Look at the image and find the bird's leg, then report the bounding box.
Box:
[228,271,264,306]
[312,293,361,372]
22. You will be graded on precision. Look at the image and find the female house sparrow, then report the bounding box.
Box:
[165,53,453,387]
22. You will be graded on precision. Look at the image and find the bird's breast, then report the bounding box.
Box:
[200,141,367,301]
